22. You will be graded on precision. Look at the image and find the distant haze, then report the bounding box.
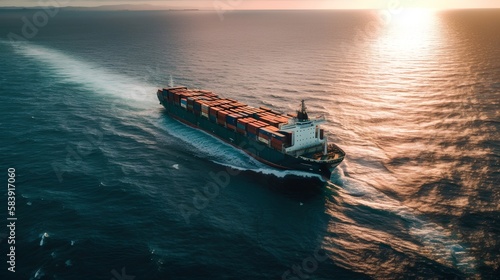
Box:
[1,0,500,10]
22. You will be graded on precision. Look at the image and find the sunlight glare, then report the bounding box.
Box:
[391,9,435,28]
[382,9,438,54]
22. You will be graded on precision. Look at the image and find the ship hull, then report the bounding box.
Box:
[158,99,342,178]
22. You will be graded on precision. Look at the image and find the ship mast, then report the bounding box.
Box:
[296,100,309,122]
[168,74,174,87]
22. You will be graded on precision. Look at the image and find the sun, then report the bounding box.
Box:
[391,9,436,27]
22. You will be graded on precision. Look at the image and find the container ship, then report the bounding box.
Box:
[157,86,345,178]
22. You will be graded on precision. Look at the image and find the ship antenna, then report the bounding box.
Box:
[297,100,309,121]
[168,74,174,87]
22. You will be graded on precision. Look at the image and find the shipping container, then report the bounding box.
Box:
[188,99,196,111]
[258,136,270,144]
[277,117,289,124]
[226,113,242,126]
[218,110,229,120]
[258,126,279,144]
[180,98,187,109]
[271,138,284,150]
[217,111,228,125]
[236,128,246,135]
[219,104,230,110]
[236,118,248,130]
[265,125,279,132]
[271,132,286,141]
[247,132,257,139]
[217,119,226,126]
[209,107,221,116]
[245,117,258,124]
[258,127,272,138]
[231,102,246,108]
[193,101,202,112]
[218,99,232,105]
[237,112,250,118]
[260,116,280,127]
[247,122,261,135]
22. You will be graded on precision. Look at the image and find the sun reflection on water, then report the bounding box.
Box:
[374,9,440,60]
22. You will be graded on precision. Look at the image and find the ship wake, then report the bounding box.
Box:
[4,40,156,105]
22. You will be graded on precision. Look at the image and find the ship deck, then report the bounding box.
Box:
[308,144,345,161]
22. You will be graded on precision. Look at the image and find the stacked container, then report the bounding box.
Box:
[180,98,187,109]
[226,113,241,131]
[217,111,229,126]
[270,131,286,150]
[258,126,279,145]
[209,107,221,122]
[247,121,268,140]
[161,86,297,152]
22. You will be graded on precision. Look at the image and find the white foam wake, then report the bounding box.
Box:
[39,232,49,246]
[4,41,157,105]
[214,162,326,180]
[156,116,262,168]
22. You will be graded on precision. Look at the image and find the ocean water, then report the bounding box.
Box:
[0,9,499,280]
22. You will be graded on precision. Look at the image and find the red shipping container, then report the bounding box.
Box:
[218,111,229,119]
[271,138,283,150]
[247,122,262,135]
[210,107,222,116]
[236,128,246,135]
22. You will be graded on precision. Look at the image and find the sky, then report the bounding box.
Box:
[1,0,500,9]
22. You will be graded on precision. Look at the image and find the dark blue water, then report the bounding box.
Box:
[0,9,499,280]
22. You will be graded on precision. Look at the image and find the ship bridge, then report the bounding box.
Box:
[279,100,327,156]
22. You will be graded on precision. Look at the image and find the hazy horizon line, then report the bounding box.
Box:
[1,4,500,11]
